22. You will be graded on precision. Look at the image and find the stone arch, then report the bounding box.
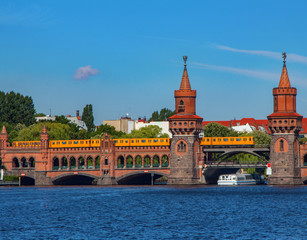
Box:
[29,157,35,168]
[117,155,124,168]
[12,157,19,168]
[51,172,99,185]
[104,157,108,166]
[161,155,169,167]
[70,156,76,169]
[144,155,151,168]
[116,170,169,185]
[126,155,133,168]
[153,155,160,167]
[274,137,289,153]
[303,154,307,167]
[61,157,68,170]
[302,176,307,185]
[95,156,100,169]
[135,155,142,168]
[21,157,27,168]
[78,156,85,169]
[53,157,59,170]
[87,155,94,169]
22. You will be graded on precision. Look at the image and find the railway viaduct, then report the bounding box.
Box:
[0,56,306,185]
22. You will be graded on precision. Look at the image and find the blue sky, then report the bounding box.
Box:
[1,0,307,124]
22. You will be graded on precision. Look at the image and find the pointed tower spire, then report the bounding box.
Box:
[1,125,7,134]
[279,52,291,88]
[41,123,47,134]
[179,56,191,90]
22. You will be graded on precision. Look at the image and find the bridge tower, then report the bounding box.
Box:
[168,56,203,184]
[267,53,303,184]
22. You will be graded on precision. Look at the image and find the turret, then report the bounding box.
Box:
[40,124,49,149]
[0,125,8,149]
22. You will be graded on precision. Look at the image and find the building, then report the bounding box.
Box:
[36,110,87,130]
[135,120,171,137]
[103,116,135,134]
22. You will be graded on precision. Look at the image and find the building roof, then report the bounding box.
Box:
[169,114,203,120]
[278,62,291,88]
[179,64,191,90]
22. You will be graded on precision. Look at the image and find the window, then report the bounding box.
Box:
[180,100,184,105]
[280,139,284,151]
[177,141,186,152]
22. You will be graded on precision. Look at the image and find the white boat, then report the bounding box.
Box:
[217,173,257,186]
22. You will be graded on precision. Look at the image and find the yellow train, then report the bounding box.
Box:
[12,141,41,148]
[200,137,255,146]
[49,139,101,148]
[113,138,170,147]
[12,137,253,149]
[12,138,171,148]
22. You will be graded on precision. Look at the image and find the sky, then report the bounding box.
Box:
[1,0,307,125]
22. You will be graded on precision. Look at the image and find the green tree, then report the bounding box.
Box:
[17,122,72,141]
[0,91,35,126]
[34,113,46,117]
[149,108,175,121]
[92,124,125,139]
[125,125,167,138]
[82,104,95,132]
[203,122,238,137]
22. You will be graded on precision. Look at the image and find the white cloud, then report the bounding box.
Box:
[215,44,307,65]
[73,65,99,80]
[192,62,279,81]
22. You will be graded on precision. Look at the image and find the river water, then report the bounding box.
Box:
[0,185,306,240]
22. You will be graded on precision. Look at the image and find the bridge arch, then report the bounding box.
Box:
[12,157,19,168]
[302,176,307,184]
[116,170,169,185]
[51,172,98,185]
[214,150,268,163]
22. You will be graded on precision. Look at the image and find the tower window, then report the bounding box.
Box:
[177,141,186,152]
[280,139,284,151]
[179,100,185,112]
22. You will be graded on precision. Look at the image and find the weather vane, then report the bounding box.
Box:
[183,56,188,66]
[282,52,287,63]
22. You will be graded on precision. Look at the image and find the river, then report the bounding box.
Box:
[0,185,306,239]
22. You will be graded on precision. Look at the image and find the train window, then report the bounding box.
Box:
[86,141,88,144]
[68,141,72,144]
[231,138,234,141]
[62,141,67,144]
[141,140,146,143]
[149,140,151,143]
[80,141,84,144]
[161,139,164,142]
[74,141,78,144]
[125,140,128,143]
[223,139,228,141]
[207,139,209,142]
[249,138,251,141]
[236,138,241,141]
[243,138,247,141]
[213,139,216,142]
[114,140,118,143]
[154,140,158,142]
[120,140,123,143]
[131,140,134,143]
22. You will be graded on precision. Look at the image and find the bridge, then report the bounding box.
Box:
[1,56,307,185]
